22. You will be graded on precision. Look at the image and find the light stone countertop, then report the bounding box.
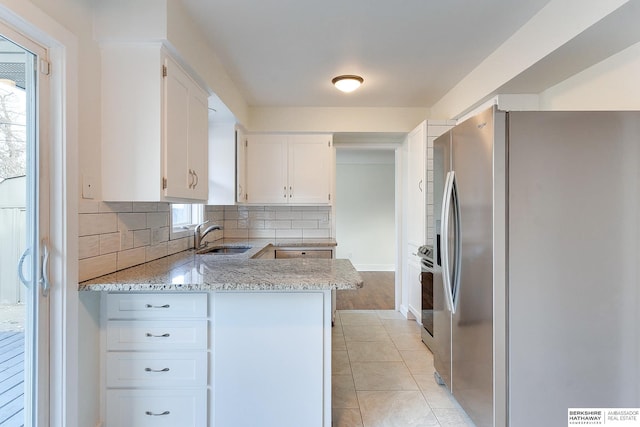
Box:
[78,238,364,292]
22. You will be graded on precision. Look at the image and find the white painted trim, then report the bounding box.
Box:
[0,3,79,427]
[394,146,403,314]
[456,97,498,123]
[333,141,402,150]
[408,305,421,322]
[353,264,395,272]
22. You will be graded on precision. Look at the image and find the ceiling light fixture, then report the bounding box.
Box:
[332,75,364,93]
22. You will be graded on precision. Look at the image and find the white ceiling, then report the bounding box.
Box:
[181,0,554,108]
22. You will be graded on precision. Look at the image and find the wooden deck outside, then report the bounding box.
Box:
[0,331,24,426]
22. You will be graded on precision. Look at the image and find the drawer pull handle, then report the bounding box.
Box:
[146,333,170,338]
[145,304,170,308]
[145,367,170,373]
[145,411,170,417]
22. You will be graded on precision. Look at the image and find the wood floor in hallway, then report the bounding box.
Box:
[336,271,395,310]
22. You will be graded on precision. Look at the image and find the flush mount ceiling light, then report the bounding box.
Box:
[332,75,364,93]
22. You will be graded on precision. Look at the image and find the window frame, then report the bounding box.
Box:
[170,203,204,240]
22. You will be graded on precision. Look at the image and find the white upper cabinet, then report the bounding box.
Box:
[407,121,427,246]
[245,134,333,205]
[245,134,288,204]
[208,121,243,205]
[101,44,209,202]
[288,135,332,204]
[236,126,247,203]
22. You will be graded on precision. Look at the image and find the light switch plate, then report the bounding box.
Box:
[82,175,95,199]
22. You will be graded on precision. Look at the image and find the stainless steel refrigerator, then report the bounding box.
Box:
[432,106,640,427]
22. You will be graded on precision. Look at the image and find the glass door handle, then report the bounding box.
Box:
[18,247,32,287]
[40,239,51,297]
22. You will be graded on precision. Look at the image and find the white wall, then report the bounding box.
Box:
[249,106,430,133]
[29,0,101,208]
[335,149,395,271]
[540,40,640,110]
[10,1,99,426]
[430,0,630,119]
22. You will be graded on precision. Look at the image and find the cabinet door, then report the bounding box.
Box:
[407,121,426,246]
[246,134,288,203]
[188,85,209,200]
[236,126,247,203]
[215,292,325,427]
[288,135,331,204]
[407,252,422,320]
[163,55,191,199]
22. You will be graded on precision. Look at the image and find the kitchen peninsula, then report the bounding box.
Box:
[80,239,362,427]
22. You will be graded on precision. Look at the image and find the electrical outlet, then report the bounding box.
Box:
[82,175,95,199]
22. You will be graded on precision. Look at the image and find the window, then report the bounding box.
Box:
[170,203,204,239]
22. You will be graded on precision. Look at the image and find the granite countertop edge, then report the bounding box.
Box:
[79,238,364,292]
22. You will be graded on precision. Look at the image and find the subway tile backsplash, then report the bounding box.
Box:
[426,120,455,247]
[203,205,332,241]
[78,200,190,282]
[78,201,332,282]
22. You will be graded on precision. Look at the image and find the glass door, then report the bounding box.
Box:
[0,28,49,426]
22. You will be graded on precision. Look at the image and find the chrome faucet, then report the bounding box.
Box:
[194,220,222,249]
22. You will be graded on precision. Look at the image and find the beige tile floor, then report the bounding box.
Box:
[332,310,476,427]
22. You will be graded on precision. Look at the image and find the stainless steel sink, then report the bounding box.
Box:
[197,246,251,255]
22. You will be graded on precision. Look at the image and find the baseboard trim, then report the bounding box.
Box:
[353,264,395,272]
[399,304,410,319]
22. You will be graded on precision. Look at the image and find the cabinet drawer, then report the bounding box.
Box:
[106,389,206,427]
[106,352,207,388]
[106,293,207,319]
[274,249,333,259]
[107,320,207,351]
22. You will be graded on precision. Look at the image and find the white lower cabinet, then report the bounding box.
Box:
[102,290,332,427]
[103,293,208,427]
[214,291,330,427]
[106,389,207,427]
[106,320,207,351]
[106,352,207,388]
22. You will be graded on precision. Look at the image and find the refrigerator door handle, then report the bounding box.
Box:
[450,172,462,313]
[440,171,455,313]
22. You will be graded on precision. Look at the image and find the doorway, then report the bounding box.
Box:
[0,30,50,426]
[334,145,400,310]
